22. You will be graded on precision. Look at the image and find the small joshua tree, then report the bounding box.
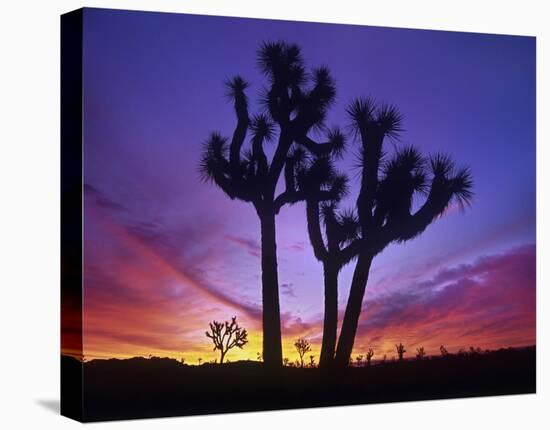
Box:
[205,316,248,364]
[309,355,316,368]
[396,343,406,361]
[356,355,364,367]
[440,345,448,357]
[416,346,426,360]
[294,338,311,368]
[366,348,374,366]
[180,357,185,365]
[198,357,202,366]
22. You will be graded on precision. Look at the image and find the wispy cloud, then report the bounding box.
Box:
[225,235,262,258]
[354,244,535,355]
[281,283,296,298]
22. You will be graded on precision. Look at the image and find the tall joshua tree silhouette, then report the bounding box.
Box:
[299,155,362,367]
[333,98,473,367]
[200,42,345,367]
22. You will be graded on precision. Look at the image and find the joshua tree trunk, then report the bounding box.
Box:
[334,252,373,367]
[259,210,283,368]
[319,263,338,368]
[220,350,226,364]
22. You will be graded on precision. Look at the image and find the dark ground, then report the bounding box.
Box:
[61,346,535,422]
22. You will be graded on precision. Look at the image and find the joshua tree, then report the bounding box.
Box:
[440,345,449,357]
[396,343,406,361]
[200,42,345,367]
[198,357,202,366]
[294,338,311,368]
[309,355,316,368]
[416,346,426,360]
[180,357,185,365]
[366,348,374,366]
[356,355,364,366]
[205,316,248,364]
[333,99,473,366]
[300,158,362,367]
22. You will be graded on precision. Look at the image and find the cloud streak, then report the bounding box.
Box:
[353,244,535,355]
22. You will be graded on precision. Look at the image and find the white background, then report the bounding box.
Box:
[0,0,547,428]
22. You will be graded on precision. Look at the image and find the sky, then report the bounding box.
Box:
[69,8,535,363]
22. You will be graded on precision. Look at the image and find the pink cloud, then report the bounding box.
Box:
[354,244,535,355]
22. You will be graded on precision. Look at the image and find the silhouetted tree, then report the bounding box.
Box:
[309,355,316,368]
[294,338,311,368]
[356,355,364,366]
[440,345,449,357]
[396,343,406,361]
[416,346,426,360]
[302,161,361,367]
[200,42,344,368]
[285,133,360,368]
[198,358,202,366]
[366,348,374,366]
[180,357,185,365]
[205,316,248,364]
[334,98,473,366]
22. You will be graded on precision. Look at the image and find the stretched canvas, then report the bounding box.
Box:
[61,7,536,422]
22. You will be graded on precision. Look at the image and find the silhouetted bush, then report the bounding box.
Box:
[366,348,374,366]
[396,343,406,361]
[294,338,311,368]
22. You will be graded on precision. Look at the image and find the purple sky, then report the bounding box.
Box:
[80,8,535,361]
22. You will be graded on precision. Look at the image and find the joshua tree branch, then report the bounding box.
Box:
[337,238,363,267]
[284,154,297,196]
[267,132,293,194]
[296,134,340,157]
[228,79,250,178]
[356,133,384,232]
[274,189,337,214]
[212,171,258,203]
[251,135,269,180]
[306,199,329,262]
[392,186,452,242]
